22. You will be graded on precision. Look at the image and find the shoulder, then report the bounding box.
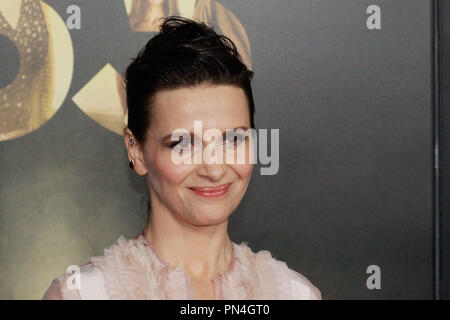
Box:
[42,235,146,300]
[271,255,322,300]
[41,262,108,300]
[233,242,321,300]
[288,268,322,300]
[41,272,72,300]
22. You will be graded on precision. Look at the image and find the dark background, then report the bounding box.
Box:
[439,0,449,300]
[0,0,437,299]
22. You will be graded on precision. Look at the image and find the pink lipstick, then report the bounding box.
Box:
[189,183,232,198]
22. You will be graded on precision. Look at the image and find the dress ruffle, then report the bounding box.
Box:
[89,234,297,299]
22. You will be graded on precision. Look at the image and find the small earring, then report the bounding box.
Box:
[129,159,134,170]
[129,135,135,145]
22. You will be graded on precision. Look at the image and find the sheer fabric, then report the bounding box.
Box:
[42,234,321,300]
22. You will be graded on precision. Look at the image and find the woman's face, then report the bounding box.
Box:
[130,84,254,226]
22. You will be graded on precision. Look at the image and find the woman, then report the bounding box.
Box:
[42,16,321,300]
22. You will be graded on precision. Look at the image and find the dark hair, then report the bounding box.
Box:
[124,16,255,144]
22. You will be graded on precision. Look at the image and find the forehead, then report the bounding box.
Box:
[149,85,250,134]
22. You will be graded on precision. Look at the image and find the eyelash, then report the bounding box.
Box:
[224,134,247,146]
[169,139,192,149]
[169,134,247,149]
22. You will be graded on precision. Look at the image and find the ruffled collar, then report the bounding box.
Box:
[90,232,292,299]
[90,233,249,299]
[140,233,236,279]
[136,233,242,299]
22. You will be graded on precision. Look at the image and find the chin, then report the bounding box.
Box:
[191,208,232,225]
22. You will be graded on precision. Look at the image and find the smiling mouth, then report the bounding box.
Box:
[188,183,232,198]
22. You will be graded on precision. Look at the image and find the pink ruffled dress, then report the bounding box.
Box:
[42,231,321,300]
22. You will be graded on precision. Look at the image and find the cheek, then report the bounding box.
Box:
[232,141,255,179]
[150,152,193,187]
[231,163,254,180]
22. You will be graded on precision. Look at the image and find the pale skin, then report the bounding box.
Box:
[124,84,254,299]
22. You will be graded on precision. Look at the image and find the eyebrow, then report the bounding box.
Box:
[162,126,249,142]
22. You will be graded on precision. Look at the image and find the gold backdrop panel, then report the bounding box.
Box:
[72,64,127,135]
[0,0,74,142]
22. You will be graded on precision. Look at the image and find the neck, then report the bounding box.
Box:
[144,189,233,282]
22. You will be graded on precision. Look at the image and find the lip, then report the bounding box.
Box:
[188,183,232,198]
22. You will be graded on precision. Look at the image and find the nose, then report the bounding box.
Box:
[196,163,227,182]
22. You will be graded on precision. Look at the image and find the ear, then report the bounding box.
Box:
[123,127,148,176]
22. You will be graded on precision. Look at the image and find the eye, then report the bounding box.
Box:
[170,137,192,150]
[224,133,246,146]
[178,139,191,149]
